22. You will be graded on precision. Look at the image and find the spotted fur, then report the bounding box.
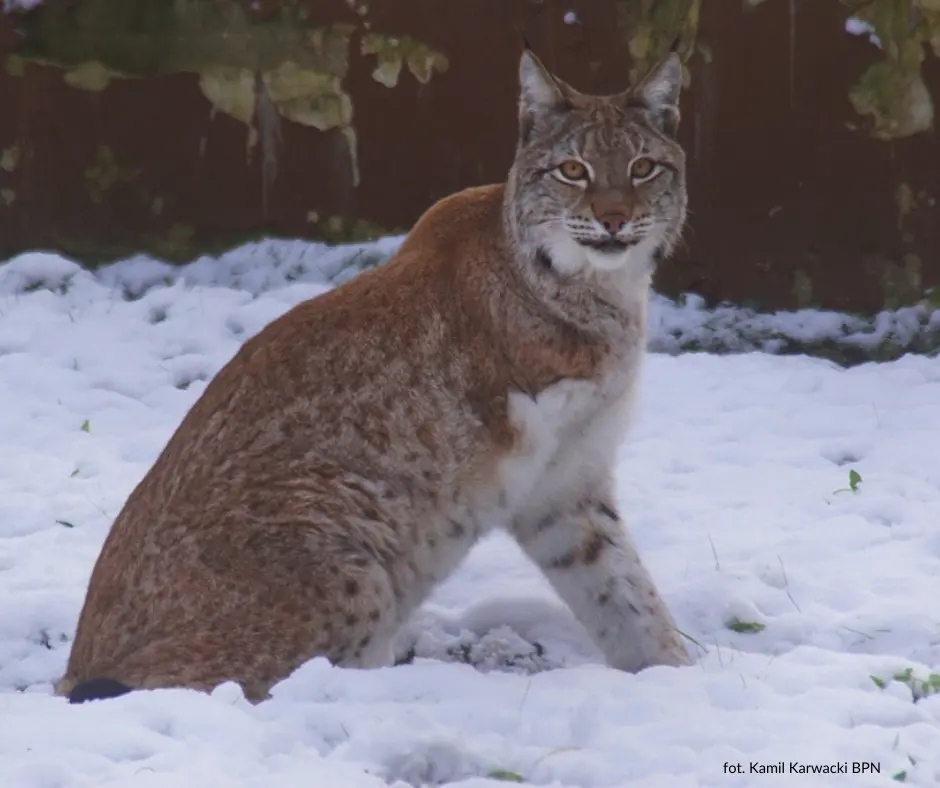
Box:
[57,49,691,704]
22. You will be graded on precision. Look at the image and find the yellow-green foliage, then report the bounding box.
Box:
[617,0,700,84]
[844,0,940,138]
[6,2,453,198]
[9,3,360,181]
[360,33,449,88]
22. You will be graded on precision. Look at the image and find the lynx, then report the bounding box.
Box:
[57,47,692,705]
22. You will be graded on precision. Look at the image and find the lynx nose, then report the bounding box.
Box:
[591,195,632,236]
[595,210,629,235]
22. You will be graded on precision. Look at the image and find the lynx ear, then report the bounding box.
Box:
[628,52,683,137]
[517,49,570,143]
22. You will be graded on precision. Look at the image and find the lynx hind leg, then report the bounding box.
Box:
[513,497,691,672]
[63,556,400,704]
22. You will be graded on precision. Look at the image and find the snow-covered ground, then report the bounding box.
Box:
[1,242,939,787]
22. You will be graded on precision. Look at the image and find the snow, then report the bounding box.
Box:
[649,291,940,359]
[1,241,939,787]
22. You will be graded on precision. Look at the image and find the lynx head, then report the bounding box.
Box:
[504,49,687,282]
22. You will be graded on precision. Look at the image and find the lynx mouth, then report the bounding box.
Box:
[578,238,640,254]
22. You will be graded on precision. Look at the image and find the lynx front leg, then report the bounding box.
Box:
[513,498,691,672]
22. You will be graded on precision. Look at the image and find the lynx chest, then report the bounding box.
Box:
[496,356,641,516]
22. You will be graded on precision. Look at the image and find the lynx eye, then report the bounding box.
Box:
[557,159,588,181]
[630,156,658,181]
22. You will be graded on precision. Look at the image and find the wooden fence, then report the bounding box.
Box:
[1,0,939,312]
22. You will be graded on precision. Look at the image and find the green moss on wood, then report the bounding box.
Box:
[360,33,449,87]
[617,0,700,84]
[6,4,450,200]
[844,0,940,139]
[10,3,360,184]
[63,61,121,91]
[15,0,349,77]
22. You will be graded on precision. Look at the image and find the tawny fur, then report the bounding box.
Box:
[58,49,692,703]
